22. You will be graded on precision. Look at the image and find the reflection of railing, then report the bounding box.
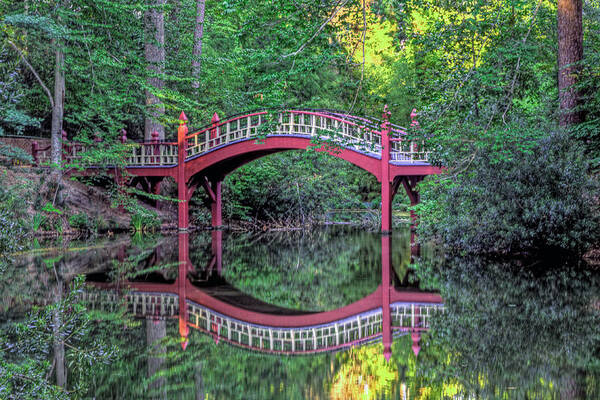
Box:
[81,290,444,354]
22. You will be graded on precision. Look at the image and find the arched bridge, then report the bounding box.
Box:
[32,107,443,231]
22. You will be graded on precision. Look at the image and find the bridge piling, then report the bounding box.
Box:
[177,112,189,231]
[211,180,222,228]
[380,105,392,234]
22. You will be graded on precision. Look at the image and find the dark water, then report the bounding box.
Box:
[2,226,600,399]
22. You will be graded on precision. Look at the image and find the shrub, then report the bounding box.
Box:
[417,133,600,257]
[68,212,90,231]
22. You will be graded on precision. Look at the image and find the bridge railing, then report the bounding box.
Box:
[27,108,430,168]
[389,139,429,163]
[184,110,387,160]
[184,109,430,164]
[125,142,178,166]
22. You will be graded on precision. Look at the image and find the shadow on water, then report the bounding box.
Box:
[2,226,600,399]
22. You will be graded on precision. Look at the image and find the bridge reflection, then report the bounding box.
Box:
[84,232,443,360]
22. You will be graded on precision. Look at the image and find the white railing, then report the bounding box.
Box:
[184,110,430,164]
[125,142,178,166]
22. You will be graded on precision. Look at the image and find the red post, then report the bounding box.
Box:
[411,309,421,357]
[380,105,392,233]
[382,234,392,362]
[178,232,190,350]
[211,180,222,228]
[32,141,39,166]
[212,229,223,276]
[178,112,189,231]
[211,112,220,141]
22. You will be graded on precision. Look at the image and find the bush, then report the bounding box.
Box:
[417,133,600,257]
[128,204,160,233]
[69,212,91,231]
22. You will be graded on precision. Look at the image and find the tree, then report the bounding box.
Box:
[191,0,206,91]
[145,0,166,140]
[558,0,584,126]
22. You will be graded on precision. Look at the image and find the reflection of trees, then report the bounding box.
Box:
[417,257,600,399]
[210,227,412,311]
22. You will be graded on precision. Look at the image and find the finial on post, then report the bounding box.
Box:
[381,104,392,132]
[120,129,127,144]
[179,111,188,124]
[411,331,421,357]
[178,111,189,144]
[151,130,159,143]
[382,104,391,121]
[410,108,419,128]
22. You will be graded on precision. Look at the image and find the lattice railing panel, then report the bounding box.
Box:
[391,302,445,329]
[184,110,422,162]
[81,290,179,318]
[125,143,178,166]
[389,140,430,163]
[187,301,384,354]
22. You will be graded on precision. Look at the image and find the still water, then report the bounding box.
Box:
[2,226,599,399]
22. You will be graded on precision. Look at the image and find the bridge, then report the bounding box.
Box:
[83,233,444,360]
[29,107,443,232]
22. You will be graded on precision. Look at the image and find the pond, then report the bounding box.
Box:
[1,226,599,399]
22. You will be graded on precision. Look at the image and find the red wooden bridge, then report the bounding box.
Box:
[31,107,442,232]
[84,234,443,360]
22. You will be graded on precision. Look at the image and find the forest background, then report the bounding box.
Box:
[0,0,599,254]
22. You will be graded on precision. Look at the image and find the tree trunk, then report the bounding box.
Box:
[191,0,206,91]
[145,0,166,140]
[557,0,583,127]
[146,318,167,399]
[50,42,65,174]
[53,279,67,388]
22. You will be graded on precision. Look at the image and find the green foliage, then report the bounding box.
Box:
[0,143,33,165]
[0,276,119,399]
[41,202,62,215]
[215,150,376,225]
[417,133,600,257]
[127,203,160,233]
[415,256,600,399]
[0,171,30,254]
[31,212,46,232]
[68,212,90,232]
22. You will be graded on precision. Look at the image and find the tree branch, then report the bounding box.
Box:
[348,0,366,114]
[8,40,54,108]
[281,0,350,59]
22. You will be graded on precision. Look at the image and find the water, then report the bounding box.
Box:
[1,226,599,399]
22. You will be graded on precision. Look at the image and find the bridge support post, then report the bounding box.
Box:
[212,229,222,275]
[178,112,189,231]
[382,234,392,362]
[211,180,222,228]
[400,176,422,230]
[178,232,190,350]
[380,106,392,234]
